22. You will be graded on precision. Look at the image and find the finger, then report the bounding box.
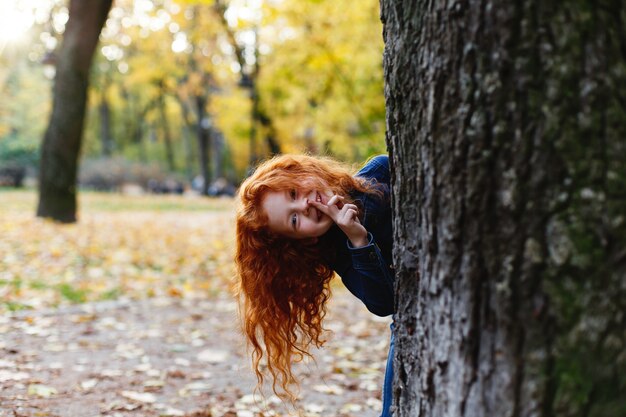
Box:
[340,203,358,212]
[339,205,359,220]
[338,208,357,224]
[309,200,333,214]
[310,201,342,222]
[344,207,359,220]
[327,194,345,207]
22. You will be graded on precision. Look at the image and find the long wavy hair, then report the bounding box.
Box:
[235,154,376,401]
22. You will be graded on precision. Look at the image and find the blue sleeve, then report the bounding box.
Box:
[335,233,395,317]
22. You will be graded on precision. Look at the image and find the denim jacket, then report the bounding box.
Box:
[323,155,394,316]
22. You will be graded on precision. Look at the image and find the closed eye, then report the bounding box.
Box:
[290,189,296,200]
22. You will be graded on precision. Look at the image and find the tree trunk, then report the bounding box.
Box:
[99,88,113,157]
[37,0,112,222]
[382,1,626,416]
[249,78,259,167]
[158,83,175,171]
[195,95,211,195]
[134,100,156,163]
[258,108,281,156]
[178,96,196,182]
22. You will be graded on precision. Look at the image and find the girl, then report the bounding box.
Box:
[235,154,394,417]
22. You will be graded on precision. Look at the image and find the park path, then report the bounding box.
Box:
[0,289,391,417]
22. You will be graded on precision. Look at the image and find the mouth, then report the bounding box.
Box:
[315,192,323,221]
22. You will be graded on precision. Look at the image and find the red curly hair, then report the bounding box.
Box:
[235,154,375,401]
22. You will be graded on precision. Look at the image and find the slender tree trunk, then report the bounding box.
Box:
[99,88,113,157]
[212,129,226,180]
[249,79,259,167]
[195,95,211,195]
[37,0,112,222]
[135,120,146,163]
[158,84,175,171]
[178,97,196,182]
[134,100,155,163]
[259,108,281,156]
[382,0,626,416]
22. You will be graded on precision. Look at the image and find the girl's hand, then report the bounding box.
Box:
[309,195,368,247]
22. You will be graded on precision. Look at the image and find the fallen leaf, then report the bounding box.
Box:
[0,359,16,367]
[144,379,165,392]
[80,379,98,390]
[366,397,383,411]
[167,369,186,378]
[304,403,325,414]
[27,384,57,398]
[0,370,30,382]
[340,403,363,413]
[197,348,228,363]
[174,358,191,367]
[107,399,142,411]
[121,390,157,403]
[313,384,344,395]
[100,368,124,378]
[179,381,212,397]
[156,405,185,416]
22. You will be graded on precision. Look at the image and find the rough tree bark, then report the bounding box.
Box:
[382,0,626,416]
[37,0,113,222]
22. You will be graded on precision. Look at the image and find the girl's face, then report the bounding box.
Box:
[261,188,334,239]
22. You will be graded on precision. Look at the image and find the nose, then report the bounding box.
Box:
[296,197,309,215]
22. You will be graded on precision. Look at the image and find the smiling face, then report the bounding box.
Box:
[261,188,334,239]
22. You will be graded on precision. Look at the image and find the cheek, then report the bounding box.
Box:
[321,216,333,229]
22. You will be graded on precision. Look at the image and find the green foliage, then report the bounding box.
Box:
[256,0,386,160]
[0,133,39,167]
[98,287,122,301]
[3,301,33,312]
[58,283,89,304]
[0,60,50,170]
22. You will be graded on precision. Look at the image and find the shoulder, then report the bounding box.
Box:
[356,154,389,184]
[353,155,391,220]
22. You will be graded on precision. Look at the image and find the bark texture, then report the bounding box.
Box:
[381,0,626,416]
[37,0,113,222]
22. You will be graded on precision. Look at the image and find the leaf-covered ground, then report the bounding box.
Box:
[0,190,391,417]
[0,191,235,311]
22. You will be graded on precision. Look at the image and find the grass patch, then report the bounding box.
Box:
[58,283,89,304]
[28,280,49,290]
[0,189,233,213]
[98,287,122,301]
[3,301,33,312]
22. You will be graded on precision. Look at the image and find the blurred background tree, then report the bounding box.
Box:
[37,0,113,222]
